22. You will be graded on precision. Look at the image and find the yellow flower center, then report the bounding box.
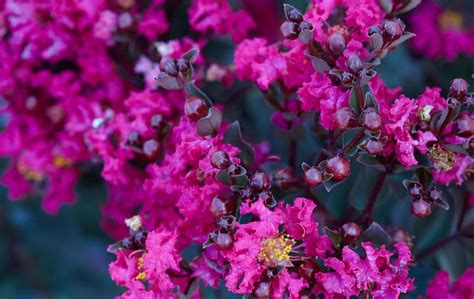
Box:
[135,256,147,280]
[17,162,44,181]
[258,235,295,267]
[429,145,456,171]
[439,11,463,30]
[53,155,72,168]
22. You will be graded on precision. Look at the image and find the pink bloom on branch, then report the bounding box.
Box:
[424,268,474,299]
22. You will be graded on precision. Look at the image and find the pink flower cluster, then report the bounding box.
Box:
[409,0,474,61]
[0,0,473,298]
[424,268,474,299]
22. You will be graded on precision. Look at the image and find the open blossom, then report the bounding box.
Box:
[409,0,474,60]
[424,268,474,299]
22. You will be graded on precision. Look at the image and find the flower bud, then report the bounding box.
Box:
[160,58,178,77]
[383,20,403,41]
[214,231,233,249]
[304,166,323,187]
[340,222,362,244]
[362,107,382,131]
[210,150,231,169]
[143,139,160,159]
[428,187,442,202]
[132,229,148,248]
[150,114,165,129]
[250,172,271,192]
[184,96,208,121]
[368,24,383,36]
[254,281,271,298]
[453,114,474,138]
[326,155,351,181]
[450,78,469,99]
[346,54,364,74]
[260,191,277,209]
[273,168,299,189]
[365,138,384,156]
[125,131,142,148]
[216,215,236,231]
[210,195,234,217]
[335,107,357,129]
[411,199,432,218]
[341,72,355,85]
[408,182,423,198]
[176,58,190,73]
[299,21,313,31]
[328,32,346,55]
[285,5,303,23]
[280,21,299,40]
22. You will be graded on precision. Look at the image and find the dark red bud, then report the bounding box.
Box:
[326,155,351,181]
[122,237,136,250]
[383,20,403,40]
[216,215,236,231]
[429,187,442,202]
[335,107,357,129]
[328,32,346,55]
[150,114,165,129]
[285,5,303,23]
[340,222,362,244]
[363,108,382,131]
[210,196,234,217]
[210,150,231,169]
[214,231,233,249]
[184,96,208,121]
[176,58,190,73]
[132,229,148,248]
[160,58,178,77]
[254,281,271,299]
[273,168,299,190]
[453,114,474,138]
[143,139,160,158]
[411,199,432,218]
[347,54,364,74]
[299,20,313,31]
[408,182,423,198]
[260,191,277,209]
[304,167,323,187]
[341,72,355,85]
[125,131,142,148]
[250,172,271,192]
[365,139,384,156]
[450,78,469,99]
[280,21,300,40]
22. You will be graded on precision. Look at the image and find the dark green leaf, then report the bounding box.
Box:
[224,121,255,169]
[304,50,330,73]
[362,222,392,245]
[182,48,199,62]
[356,153,386,171]
[196,107,222,136]
[433,198,450,211]
[323,179,345,192]
[298,29,313,45]
[324,227,341,248]
[378,0,393,13]
[398,0,422,14]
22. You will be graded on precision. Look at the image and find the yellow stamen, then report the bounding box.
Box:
[439,11,463,30]
[53,155,72,168]
[135,256,147,280]
[429,144,456,171]
[17,162,44,181]
[258,234,295,267]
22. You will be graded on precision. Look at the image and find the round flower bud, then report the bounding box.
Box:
[346,54,364,74]
[299,21,313,31]
[304,167,323,187]
[453,114,474,138]
[368,24,383,36]
[210,150,231,169]
[150,114,165,129]
[210,196,234,217]
[362,107,382,131]
[335,107,357,129]
[450,78,469,99]
[143,139,160,158]
[214,231,233,249]
[250,172,271,192]
[365,138,384,156]
[340,222,362,244]
[429,187,442,202]
[125,131,142,148]
[341,72,355,85]
[280,21,299,40]
[326,155,351,181]
[411,199,432,218]
[254,281,271,298]
[216,215,236,231]
[383,20,403,40]
[121,236,136,250]
[328,32,346,55]
[184,96,208,121]
[160,58,178,77]
[286,6,303,23]
[273,168,299,190]
[132,229,148,248]
[176,58,190,73]
[408,182,423,198]
[260,191,277,209]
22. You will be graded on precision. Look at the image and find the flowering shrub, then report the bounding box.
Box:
[0,0,473,298]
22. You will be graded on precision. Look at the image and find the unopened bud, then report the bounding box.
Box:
[328,32,346,55]
[326,155,351,181]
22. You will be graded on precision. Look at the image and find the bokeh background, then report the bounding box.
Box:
[1,0,473,298]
